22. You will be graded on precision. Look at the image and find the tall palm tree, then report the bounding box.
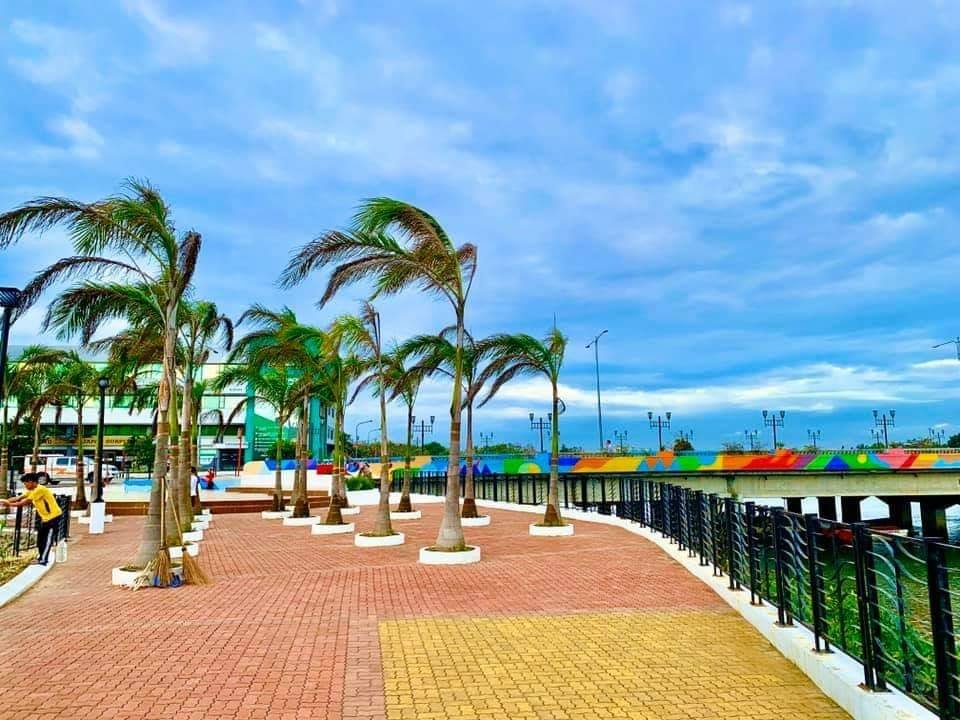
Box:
[280,198,477,551]
[0,180,202,571]
[333,303,394,537]
[381,342,425,513]
[477,326,568,526]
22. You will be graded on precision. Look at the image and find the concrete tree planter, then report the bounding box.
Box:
[312,522,355,535]
[261,510,292,520]
[111,565,183,587]
[355,532,405,547]
[339,506,360,516]
[182,530,203,542]
[390,510,422,520]
[419,546,481,565]
[191,520,209,531]
[460,515,491,527]
[529,523,574,537]
[169,543,199,559]
[79,514,114,524]
[282,516,322,526]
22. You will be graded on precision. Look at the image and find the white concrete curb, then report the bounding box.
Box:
[78,514,114,524]
[529,522,574,536]
[355,532,405,547]
[460,515,491,527]
[390,510,422,520]
[261,510,292,519]
[182,530,203,542]
[0,562,54,608]
[470,497,934,720]
[339,506,361,516]
[169,543,200,559]
[282,516,322,526]
[419,546,481,565]
[311,522,355,535]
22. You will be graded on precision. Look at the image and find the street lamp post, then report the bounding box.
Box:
[479,432,493,451]
[744,429,759,451]
[873,409,896,448]
[930,428,946,447]
[762,410,786,449]
[0,287,23,498]
[355,419,372,447]
[411,414,435,449]
[870,428,884,448]
[367,427,380,445]
[613,429,628,454]
[647,411,671,451]
[585,329,608,451]
[529,412,552,453]
[807,429,821,450]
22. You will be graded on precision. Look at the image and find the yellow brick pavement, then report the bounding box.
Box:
[379,610,848,720]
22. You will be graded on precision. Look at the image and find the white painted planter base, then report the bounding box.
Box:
[79,514,114,524]
[529,523,574,537]
[312,522,355,535]
[70,510,86,519]
[282,516,322,526]
[111,565,183,587]
[390,510,422,520]
[192,521,209,531]
[182,530,203,542]
[339,506,360,516]
[460,515,491,527]
[355,532,405,547]
[261,510,292,519]
[169,543,200,559]
[419,546,481,565]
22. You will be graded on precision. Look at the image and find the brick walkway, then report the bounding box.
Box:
[0,504,848,720]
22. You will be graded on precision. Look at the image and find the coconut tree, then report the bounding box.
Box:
[381,342,426,513]
[280,199,477,551]
[477,326,568,526]
[332,303,394,537]
[0,180,203,573]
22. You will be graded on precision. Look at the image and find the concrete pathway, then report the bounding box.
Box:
[0,505,847,719]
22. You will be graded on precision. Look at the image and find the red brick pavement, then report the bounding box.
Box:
[0,505,745,720]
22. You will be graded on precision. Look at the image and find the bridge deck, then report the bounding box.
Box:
[0,506,847,719]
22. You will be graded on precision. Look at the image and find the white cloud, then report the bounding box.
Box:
[48,116,104,159]
[123,0,210,65]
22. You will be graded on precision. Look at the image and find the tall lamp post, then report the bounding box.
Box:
[529,412,552,453]
[479,432,493,451]
[873,409,895,448]
[806,429,821,450]
[585,329,608,451]
[354,419,372,447]
[870,428,884,448]
[613,429,628,454]
[647,411,671,451]
[744,429,759,451]
[930,428,946,447]
[0,287,23,498]
[411,414,435,449]
[762,410,785,449]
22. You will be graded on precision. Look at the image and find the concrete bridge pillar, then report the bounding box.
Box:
[840,496,862,523]
[785,497,802,514]
[920,499,948,539]
[885,498,913,531]
[816,496,837,520]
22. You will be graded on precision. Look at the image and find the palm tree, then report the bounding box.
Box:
[0,180,202,571]
[333,303,394,537]
[280,199,477,551]
[381,342,425,513]
[477,326,569,526]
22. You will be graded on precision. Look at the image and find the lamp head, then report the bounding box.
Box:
[0,287,23,310]
[547,413,552,422]
[666,411,672,421]
[411,415,415,424]
[429,415,435,424]
[779,410,785,419]
[890,409,896,418]
[98,376,109,391]
[762,410,768,419]
[873,409,878,418]
[529,412,534,422]
[647,411,653,420]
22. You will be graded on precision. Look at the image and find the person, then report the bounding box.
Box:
[604,439,613,454]
[190,466,202,510]
[0,472,64,566]
[204,467,217,490]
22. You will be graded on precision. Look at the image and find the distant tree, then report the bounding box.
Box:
[949,433,960,449]
[125,435,156,471]
[800,444,818,454]
[265,439,297,461]
[479,442,524,454]
[721,441,745,454]
[673,438,694,452]
[560,443,582,453]
[422,441,448,455]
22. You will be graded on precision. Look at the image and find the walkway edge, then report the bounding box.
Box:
[0,562,54,609]
[465,497,936,720]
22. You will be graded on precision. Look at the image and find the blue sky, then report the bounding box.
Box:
[2,0,960,452]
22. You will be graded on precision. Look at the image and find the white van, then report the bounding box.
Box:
[24,455,117,483]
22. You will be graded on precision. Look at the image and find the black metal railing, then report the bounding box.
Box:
[400,470,960,718]
[1,494,71,559]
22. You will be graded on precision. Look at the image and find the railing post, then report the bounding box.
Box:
[695,491,707,566]
[12,504,23,556]
[562,474,569,509]
[725,498,738,589]
[638,480,646,527]
[517,474,524,505]
[849,522,878,689]
[745,501,760,604]
[926,539,959,718]
[600,475,607,515]
[580,475,588,513]
[771,508,791,626]
[804,513,830,652]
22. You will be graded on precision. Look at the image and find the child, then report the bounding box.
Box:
[0,472,64,565]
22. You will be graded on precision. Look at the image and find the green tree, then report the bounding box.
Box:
[125,435,157,471]
[0,180,203,574]
[673,437,694,452]
[478,326,569,527]
[265,439,297,460]
[948,433,960,449]
[281,198,477,551]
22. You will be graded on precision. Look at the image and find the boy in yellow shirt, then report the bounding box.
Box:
[1,472,64,565]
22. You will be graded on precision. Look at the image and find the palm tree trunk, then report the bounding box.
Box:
[273,424,284,512]
[435,310,467,550]
[324,401,345,525]
[32,415,41,469]
[461,401,478,518]
[130,303,177,568]
[178,372,194,530]
[543,380,562,526]
[74,402,87,510]
[292,399,310,518]
[372,362,393,536]
[0,404,8,499]
[396,403,414,512]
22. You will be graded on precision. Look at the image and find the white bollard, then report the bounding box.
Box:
[88,501,106,535]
